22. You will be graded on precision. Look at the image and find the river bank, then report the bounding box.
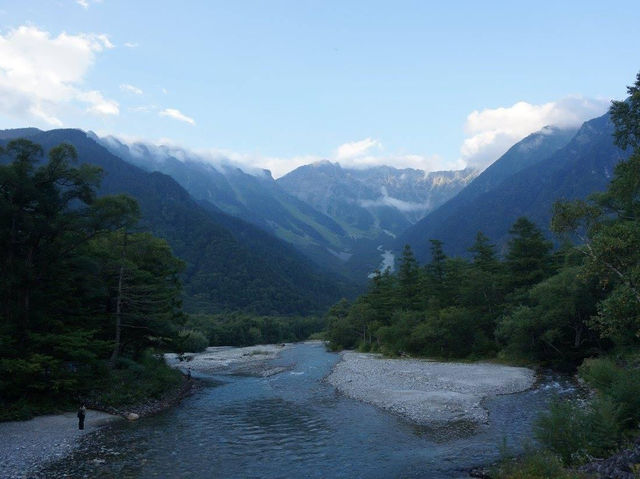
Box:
[0,409,121,479]
[326,351,536,429]
[0,371,199,478]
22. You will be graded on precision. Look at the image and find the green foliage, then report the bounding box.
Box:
[174,329,209,353]
[535,395,624,465]
[535,357,640,467]
[506,217,554,295]
[185,312,324,348]
[326,223,571,364]
[0,139,186,419]
[551,74,640,346]
[497,267,600,368]
[610,71,640,151]
[86,350,183,407]
[535,400,590,465]
[580,358,640,430]
[493,449,587,479]
[579,357,620,391]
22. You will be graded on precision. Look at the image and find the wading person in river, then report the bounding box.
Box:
[77,404,86,430]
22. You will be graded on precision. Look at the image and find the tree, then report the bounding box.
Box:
[427,239,447,283]
[397,244,420,309]
[90,231,185,363]
[506,217,553,294]
[497,267,600,367]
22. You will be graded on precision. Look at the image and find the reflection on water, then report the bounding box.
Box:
[41,343,573,479]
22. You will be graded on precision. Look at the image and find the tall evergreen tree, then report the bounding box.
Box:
[506,217,553,294]
[397,244,420,309]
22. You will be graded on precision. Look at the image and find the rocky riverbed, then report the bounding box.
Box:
[326,351,535,428]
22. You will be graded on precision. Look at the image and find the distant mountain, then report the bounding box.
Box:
[278,161,477,240]
[97,136,475,281]
[0,128,353,314]
[95,136,354,273]
[400,118,628,260]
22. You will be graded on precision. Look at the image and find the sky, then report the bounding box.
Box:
[0,1,638,178]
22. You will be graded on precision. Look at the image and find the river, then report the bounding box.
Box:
[41,342,573,478]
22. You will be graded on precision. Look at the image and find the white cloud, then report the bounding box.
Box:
[78,90,119,115]
[0,25,118,125]
[460,96,609,170]
[336,138,381,161]
[124,42,139,48]
[76,0,102,9]
[159,108,195,125]
[360,195,429,212]
[333,138,461,173]
[120,83,143,95]
[128,104,156,113]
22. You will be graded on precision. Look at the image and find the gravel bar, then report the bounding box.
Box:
[0,410,121,479]
[165,343,291,376]
[326,352,535,427]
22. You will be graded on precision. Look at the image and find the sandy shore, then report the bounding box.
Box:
[166,343,291,376]
[326,351,535,428]
[0,410,121,479]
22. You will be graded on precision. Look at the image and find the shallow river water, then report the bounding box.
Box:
[42,343,573,479]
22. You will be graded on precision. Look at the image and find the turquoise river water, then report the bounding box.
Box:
[41,342,573,478]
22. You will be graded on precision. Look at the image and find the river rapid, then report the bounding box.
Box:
[41,342,573,479]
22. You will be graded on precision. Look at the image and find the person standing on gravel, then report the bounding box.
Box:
[77,404,86,430]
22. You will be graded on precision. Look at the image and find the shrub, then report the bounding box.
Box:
[584,396,621,457]
[580,357,640,429]
[493,450,587,479]
[579,357,619,391]
[534,400,589,465]
[174,329,209,354]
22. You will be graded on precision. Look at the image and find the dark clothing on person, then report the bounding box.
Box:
[77,406,86,430]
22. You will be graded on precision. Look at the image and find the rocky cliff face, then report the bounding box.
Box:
[278,161,477,239]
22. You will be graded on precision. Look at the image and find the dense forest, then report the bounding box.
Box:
[0,140,190,419]
[326,73,640,474]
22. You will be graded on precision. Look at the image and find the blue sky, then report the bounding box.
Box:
[0,1,638,176]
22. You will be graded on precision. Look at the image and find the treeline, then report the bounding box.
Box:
[183,313,325,348]
[326,221,604,369]
[0,140,186,419]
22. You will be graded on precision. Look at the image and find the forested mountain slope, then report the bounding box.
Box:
[0,128,351,314]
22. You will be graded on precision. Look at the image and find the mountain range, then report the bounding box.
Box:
[399,114,629,261]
